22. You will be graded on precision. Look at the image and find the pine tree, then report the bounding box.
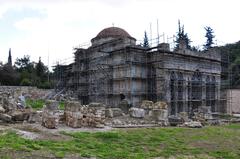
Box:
[143,31,149,48]
[36,57,45,78]
[204,26,215,50]
[8,48,12,66]
[175,20,191,50]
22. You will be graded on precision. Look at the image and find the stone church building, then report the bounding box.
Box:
[57,27,221,116]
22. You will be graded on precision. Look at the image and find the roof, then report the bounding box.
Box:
[91,27,135,41]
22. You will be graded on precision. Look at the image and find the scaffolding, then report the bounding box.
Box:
[53,36,231,115]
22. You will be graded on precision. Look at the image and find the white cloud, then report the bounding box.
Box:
[0,0,240,66]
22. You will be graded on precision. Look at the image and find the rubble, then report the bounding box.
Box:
[42,100,59,129]
[0,86,236,130]
[11,109,31,122]
[178,112,189,122]
[140,100,154,109]
[168,116,183,126]
[0,113,12,123]
[65,101,105,128]
[129,107,145,118]
[183,121,202,128]
[118,100,129,114]
[105,108,123,118]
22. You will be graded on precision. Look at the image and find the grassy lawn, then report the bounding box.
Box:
[0,124,240,158]
[26,99,65,110]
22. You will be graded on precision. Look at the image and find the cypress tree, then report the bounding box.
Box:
[143,31,149,48]
[204,26,215,50]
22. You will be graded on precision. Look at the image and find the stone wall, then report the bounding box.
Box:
[65,101,105,128]
[0,86,52,100]
[225,89,240,114]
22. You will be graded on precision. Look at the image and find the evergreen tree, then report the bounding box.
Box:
[7,48,12,66]
[143,31,149,48]
[15,55,32,70]
[36,57,46,78]
[204,26,215,50]
[175,20,191,50]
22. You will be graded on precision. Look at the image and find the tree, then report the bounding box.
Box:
[7,48,12,66]
[175,20,191,50]
[36,57,46,78]
[204,26,215,50]
[0,64,19,85]
[15,55,34,72]
[143,31,149,48]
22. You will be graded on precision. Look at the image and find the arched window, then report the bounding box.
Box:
[170,71,176,115]
[206,76,211,106]
[192,70,202,100]
[210,76,216,112]
[177,72,184,100]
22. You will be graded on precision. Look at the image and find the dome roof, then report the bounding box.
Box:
[91,27,135,42]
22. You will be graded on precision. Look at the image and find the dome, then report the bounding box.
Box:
[91,27,136,42]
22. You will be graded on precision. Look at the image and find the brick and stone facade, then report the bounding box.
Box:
[59,27,221,116]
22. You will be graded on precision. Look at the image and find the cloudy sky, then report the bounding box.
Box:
[0,0,239,67]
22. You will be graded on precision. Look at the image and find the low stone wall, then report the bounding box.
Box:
[0,86,52,100]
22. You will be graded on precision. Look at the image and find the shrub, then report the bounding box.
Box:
[20,78,31,86]
[37,81,53,89]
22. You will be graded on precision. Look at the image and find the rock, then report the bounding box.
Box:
[65,101,81,112]
[183,121,202,128]
[3,98,16,113]
[42,103,59,129]
[105,109,113,118]
[0,105,5,113]
[149,109,168,121]
[178,112,189,122]
[11,110,31,121]
[168,116,183,126]
[28,111,42,123]
[129,107,145,118]
[112,119,123,125]
[45,100,59,111]
[140,100,154,109]
[65,101,105,128]
[118,100,129,114]
[89,102,105,107]
[106,108,123,118]
[153,101,168,109]
[0,113,12,123]
[42,111,59,129]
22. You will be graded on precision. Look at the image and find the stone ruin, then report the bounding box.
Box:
[64,102,105,128]
[0,86,234,129]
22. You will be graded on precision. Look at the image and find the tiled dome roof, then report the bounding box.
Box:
[92,27,135,40]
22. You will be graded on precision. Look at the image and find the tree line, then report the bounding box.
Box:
[0,51,53,88]
[143,20,215,51]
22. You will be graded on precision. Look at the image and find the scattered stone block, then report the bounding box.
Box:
[28,111,42,123]
[0,113,12,123]
[129,107,145,118]
[42,100,60,129]
[65,101,105,128]
[153,101,168,109]
[89,102,105,107]
[183,121,202,128]
[168,116,183,126]
[178,112,189,122]
[11,109,31,121]
[149,109,168,121]
[140,100,154,109]
[0,105,5,113]
[118,100,129,114]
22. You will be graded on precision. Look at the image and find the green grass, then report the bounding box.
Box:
[26,99,65,110]
[1,124,240,158]
[26,99,46,110]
